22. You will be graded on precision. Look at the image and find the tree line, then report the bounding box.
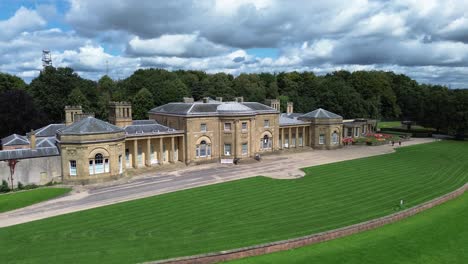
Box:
[0,67,467,139]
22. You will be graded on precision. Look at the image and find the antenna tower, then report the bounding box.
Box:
[42,50,52,68]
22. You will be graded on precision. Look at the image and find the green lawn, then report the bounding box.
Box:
[377,121,401,129]
[0,141,467,264]
[230,192,468,264]
[0,187,71,213]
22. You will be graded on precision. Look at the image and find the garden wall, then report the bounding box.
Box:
[150,183,468,264]
[0,156,62,186]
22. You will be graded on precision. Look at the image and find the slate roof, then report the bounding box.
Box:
[279,113,309,126]
[149,101,278,116]
[30,124,66,137]
[300,108,342,119]
[1,134,29,146]
[0,147,59,161]
[124,123,181,136]
[36,137,57,148]
[59,116,124,135]
[132,120,157,125]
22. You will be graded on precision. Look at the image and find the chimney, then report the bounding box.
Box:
[64,105,83,126]
[108,101,133,127]
[183,97,194,103]
[265,99,280,111]
[235,96,244,103]
[29,129,36,149]
[202,97,210,103]
[287,102,294,114]
[216,97,223,102]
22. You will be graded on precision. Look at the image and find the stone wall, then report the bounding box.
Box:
[0,156,62,186]
[149,183,467,264]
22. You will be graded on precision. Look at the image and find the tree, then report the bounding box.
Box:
[0,90,48,138]
[132,88,154,120]
[68,88,91,112]
[28,67,96,122]
[0,73,27,93]
[233,74,266,102]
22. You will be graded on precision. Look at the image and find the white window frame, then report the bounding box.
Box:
[69,160,77,176]
[355,127,360,137]
[264,120,270,128]
[241,122,248,131]
[242,143,248,155]
[224,144,231,156]
[332,132,339,144]
[200,123,207,132]
[319,134,325,145]
[224,122,231,131]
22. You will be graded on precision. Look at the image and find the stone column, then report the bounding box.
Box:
[302,126,306,147]
[180,136,185,163]
[296,127,299,148]
[146,138,151,167]
[159,137,164,165]
[288,127,292,148]
[170,137,175,163]
[281,128,284,149]
[132,140,138,168]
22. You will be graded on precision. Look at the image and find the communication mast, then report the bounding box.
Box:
[42,50,52,68]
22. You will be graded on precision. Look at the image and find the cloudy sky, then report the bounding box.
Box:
[1,0,468,87]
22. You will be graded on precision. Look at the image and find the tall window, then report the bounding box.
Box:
[118,155,122,174]
[242,143,248,155]
[319,134,325,145]
[125,149,130,167]
[261,135,272,149]
[69,160,77,176]
[332,131,339,144]
[95,153,104,174]
[299,133,303,146]
[355,127,360,137]
[200,123,207,132]
[224,122,231,131]
[196,140,211,158]
[347,128,352,137]
[264,120,270,128]
[224,144,231,156]
[242,122,248,131]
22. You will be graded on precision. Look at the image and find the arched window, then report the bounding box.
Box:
[196,140,211,158]
[89,153,108,175]
[261,135,272,150]
[332,131,339,144]
[95,153,104,174]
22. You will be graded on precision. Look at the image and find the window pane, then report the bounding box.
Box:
[224,144,231,155]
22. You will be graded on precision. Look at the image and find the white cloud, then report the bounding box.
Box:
[0,6,46,40]
[126,33,229,57]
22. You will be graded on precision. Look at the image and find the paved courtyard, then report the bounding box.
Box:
[0,138,435,228]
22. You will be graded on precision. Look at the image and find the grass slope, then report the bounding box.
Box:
[231,192,468,264]
[377,121,401,129]
[0,141,467,263]
[0,188,71,213]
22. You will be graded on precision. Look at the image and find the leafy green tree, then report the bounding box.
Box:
[0,72,26,93]
[67,88,91,112]
[233,74,266,102]
[202,73,235,100]
[28,67,95,122]
[96,92,111,120]
[132,88,154,120]
[0,90,48,138]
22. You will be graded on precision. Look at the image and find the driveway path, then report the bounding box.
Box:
[0,138,435,228]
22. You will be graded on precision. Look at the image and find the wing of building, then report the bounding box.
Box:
[0,97,376,185]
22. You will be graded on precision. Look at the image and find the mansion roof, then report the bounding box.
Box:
[149,101,278,116]
[59,117,124,135]
[300,108,342,119]
[1,134,29,147]
[0,147,59,161]
[124,123,182,137]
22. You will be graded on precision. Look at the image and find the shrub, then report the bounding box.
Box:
[45,181,55,186]
[17,181,24,190]
[24,184,38,190]
[0,180,10,193]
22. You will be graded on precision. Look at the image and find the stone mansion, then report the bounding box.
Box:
[0,97,376,185]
